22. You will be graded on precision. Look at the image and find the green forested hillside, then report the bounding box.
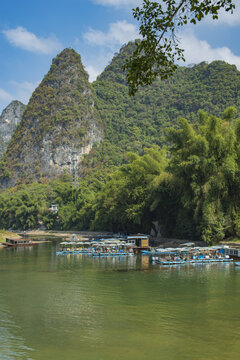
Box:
[89,42,240,168]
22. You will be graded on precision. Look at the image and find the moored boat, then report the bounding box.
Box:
[151,245,233,266]
[224,247,240,259]
[57,238,136,256]
[2,238,38,247]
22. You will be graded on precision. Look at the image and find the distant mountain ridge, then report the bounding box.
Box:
[92,43,240,167]
[1,43,240,187]
[0,100,26,157]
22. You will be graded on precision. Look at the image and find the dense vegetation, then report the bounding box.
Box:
[124,0,235,94]
[1,44,240,243]
[89,43,240,170]
[1,107,240,244]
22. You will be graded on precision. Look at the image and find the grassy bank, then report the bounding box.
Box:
[19,230,111,239]
[220,238,240,246]
[0,230,20,243]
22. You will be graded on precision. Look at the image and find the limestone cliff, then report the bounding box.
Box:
[0,101,26,157]
[0,49,103,187]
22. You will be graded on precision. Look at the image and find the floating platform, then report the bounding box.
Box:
[56,250,92,255]
[152,258,233,265]
[56,250,134,256]
[92,252,134,257]
[2,238,40,247]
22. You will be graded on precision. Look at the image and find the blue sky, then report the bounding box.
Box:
[0,0,240,113]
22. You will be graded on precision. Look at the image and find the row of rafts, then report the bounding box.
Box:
[151,257,233,265]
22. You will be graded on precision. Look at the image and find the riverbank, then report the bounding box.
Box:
[17,230,113,240]
[18,230,73,239]
[220,239,240,247]
[2,229,240,246]
[0,230,20,243]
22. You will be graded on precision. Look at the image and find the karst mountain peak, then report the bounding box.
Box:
[0,47,103,188]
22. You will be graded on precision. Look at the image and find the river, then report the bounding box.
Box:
[0,241,239,360]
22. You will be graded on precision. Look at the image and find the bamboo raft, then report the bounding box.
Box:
[56,250,134,256]
[152,258,233,265]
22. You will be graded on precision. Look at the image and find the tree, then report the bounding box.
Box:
[92,146,169,232]
[124,0,235,95]
[166,107,240,243]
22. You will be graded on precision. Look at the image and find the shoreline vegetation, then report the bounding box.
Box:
[2,47,240,245]
[2,108,240,244]
[0,230,20,243]
[0,229,113,243]
[1,229,240,248]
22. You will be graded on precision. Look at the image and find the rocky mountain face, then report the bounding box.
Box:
[0,48,103,188]
[0,100,26,157]
[2,43,240,188]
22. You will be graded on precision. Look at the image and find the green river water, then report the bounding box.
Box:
[0,241,239,360]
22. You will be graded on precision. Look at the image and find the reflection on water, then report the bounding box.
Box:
[0,242,240,360]
[0,298,34,359]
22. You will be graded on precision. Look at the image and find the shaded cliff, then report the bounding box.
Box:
[0,100,26,157]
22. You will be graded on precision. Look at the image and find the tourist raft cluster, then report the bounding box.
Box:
[56,235,238,265]
[56,234,149,256]
[146,246,233,265]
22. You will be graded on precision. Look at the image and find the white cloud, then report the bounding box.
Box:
[0,88,12,102]
[80,49,114,82]
[93,0,141,7]
[9,80,39,104]
[2,27,62,54]
[0,80,39,114]
[83,20,138,49]
[82,20,138,80]
[204,4,240,26]
[85,65,102,82]
[95,0,239,23]
[180,30,240,69]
